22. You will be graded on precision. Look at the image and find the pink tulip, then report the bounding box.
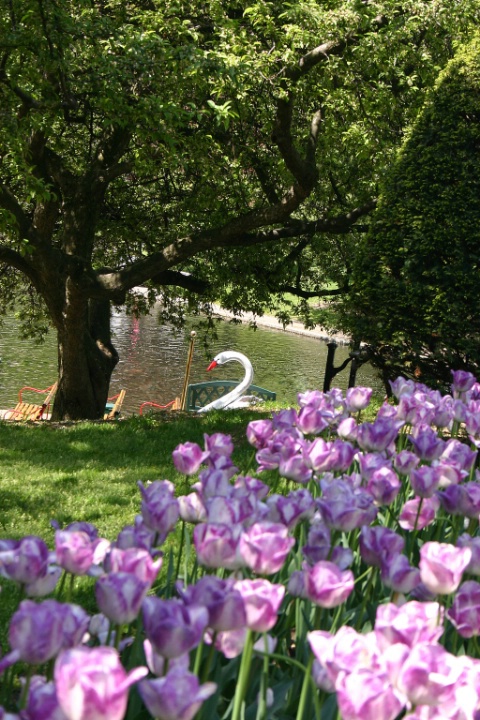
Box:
[55,646,147,720]
[304,561,354,608]
[172,442,207,475]
[193,522,243,570]
[447,581,480,638]
[374,601,444,651]
[239,522,295,575]
[419,542,471,595]
[336,667,405,720]
[234,579,285,632]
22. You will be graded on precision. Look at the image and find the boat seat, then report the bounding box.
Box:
[1,382,58,421]
[185,381,276,411]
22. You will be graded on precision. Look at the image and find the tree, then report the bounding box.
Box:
[340,32,480,390]
[1,0,478,418]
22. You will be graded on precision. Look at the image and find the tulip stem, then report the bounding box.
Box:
[295,653,314,720]
[255,634,270,720]
[231,629,254,720]
[175,520,186,585]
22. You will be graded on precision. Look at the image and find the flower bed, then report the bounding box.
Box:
[1,370,480,719]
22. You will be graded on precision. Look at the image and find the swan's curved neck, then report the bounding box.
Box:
[197,353,253,412]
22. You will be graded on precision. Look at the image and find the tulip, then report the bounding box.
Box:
[396,643,466,708]
[143,640,190,677]
[451,369,477,396]
[374,601,444,651]
[380,554,421,594]
[139,668,216,720]
[138,480,179,541]
[419,542,471,595]
[204,432,234,458]
[25,676,68,720]
[447,581,480,638]
[317,479,377,531]
[246,419,274,449]
[172,441,207,475]
[410,465,443,498]
[278,452,313,484]
[409,425,445,462]
[345,386,373,413]
[398,496,439,531]
[95,572,151,625]
[0,600,65,673]
[265,489,315,529]
[54,646,147,720]
[356,418,404,453]
[234,579,285,633]
[336,667,405,720]
[393,449,419,475]
[178,576,246,632]
[104,546,162,585]
[142,597,208,658]
[302,519,331,565]
[193,522,243,570]
[366,465,401,506]
[304,561,354,608]
[55,530,96,576]
[0,535,49,585]
[359,526,405,568]
[58,603,91,649]
[115,516,156,551]
[178,493,208,523]
[239,522,295,575]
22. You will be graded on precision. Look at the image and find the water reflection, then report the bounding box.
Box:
[0,307,384,415]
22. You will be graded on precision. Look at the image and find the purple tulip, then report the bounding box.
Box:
[302,519,331,565]
[103,546,162,585]
[357,453,391,481]
[447,581,480,638]
[389,376,416,399]
[139,668,216,720]
[265,489,315,529]
[336,667,405,720]
[440,481,480,518]
[178,576,246,632]
[374,601,444,651]
[142,597,208,658]
[96,572,151,624]
[393,449,420,476]
[55,530,96,576]
[456,534,480,575]
[356,417,404,453]
[234,579,285,632]
[172,442,207,475]
[193,522,243,570]
[440,439,477,473]
[304,561,354,608]
[0,600,66,673]
[178,492,208,523]
[410,465,443,498]
[138,480,180,540]
[297,405,330,435]
[359,526,405,568]
[398,496,439,531]
[317,478,377,531]
[366,465,401,506]
[308,626,381,688]
[396,642,466,708]
[204,432,234,458]
[239,522,295,575]
[25,676,68,720]
[143,640,190,677]
[196,467,236,498]
[115,516,156,551]
[278,452,313,484]
[419,542,471,595]
[408,425,446,462]
[0,535,49,585]
[344,386,373,413]
[25,565,63,598]
[233,474,270,500]
[58,603,91,649]
[451,369,477,396]
[246,419,274,449]
[54,646,147,720]
[380,554,421,594]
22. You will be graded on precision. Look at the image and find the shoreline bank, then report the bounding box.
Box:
[211,305,352,346]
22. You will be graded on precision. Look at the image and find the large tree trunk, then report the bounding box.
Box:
[51,286,119,420]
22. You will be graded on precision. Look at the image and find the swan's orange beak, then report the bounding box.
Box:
[206,360,218,372]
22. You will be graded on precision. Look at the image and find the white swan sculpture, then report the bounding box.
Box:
[197,351,258,413]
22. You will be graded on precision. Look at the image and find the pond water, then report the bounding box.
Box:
[0,306,384,415]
